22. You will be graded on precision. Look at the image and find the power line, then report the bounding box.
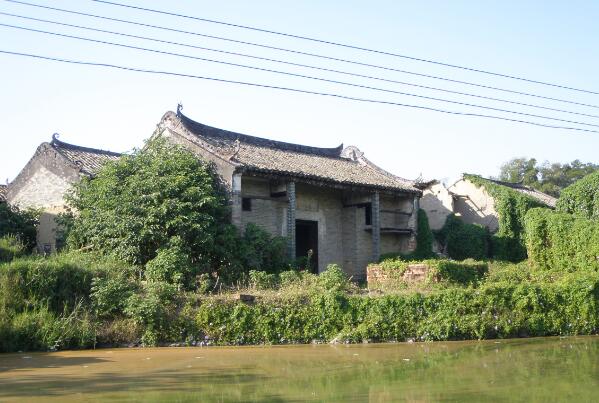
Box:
[91,0,599,96]
[3,22,599,130]
[3,11,598,121]
[1,49,597,135]
[4,1,599,111]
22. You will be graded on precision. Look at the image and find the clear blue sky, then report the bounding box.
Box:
[1,0,598,184]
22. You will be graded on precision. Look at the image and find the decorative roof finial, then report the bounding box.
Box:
[177,102,183,115]
[51,133,60,144]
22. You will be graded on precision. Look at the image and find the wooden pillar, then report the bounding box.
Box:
[372,191,381,262]
[286,181,296,260]
[231,173,242,228]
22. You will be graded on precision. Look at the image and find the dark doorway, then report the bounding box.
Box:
[296,220,319,273]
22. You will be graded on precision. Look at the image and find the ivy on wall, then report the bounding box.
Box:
[464,174,547,262]
[524,208,599,272]
[556,171,599,220]
[436,214,488,261]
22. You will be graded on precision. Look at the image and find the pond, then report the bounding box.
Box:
[0,336,598,402]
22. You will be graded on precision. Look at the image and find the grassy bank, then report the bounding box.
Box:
[1,253,598,352]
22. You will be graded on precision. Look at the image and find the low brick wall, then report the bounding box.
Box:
[367,263,430,285]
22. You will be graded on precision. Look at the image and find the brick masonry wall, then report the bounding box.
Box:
[367,263,430,286]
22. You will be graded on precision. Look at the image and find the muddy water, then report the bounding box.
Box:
[0,336,598,402]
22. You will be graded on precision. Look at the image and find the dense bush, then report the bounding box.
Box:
[556,170,599,219]
[524,208,599,272]
[196,269,599,344]
[0,203,38,250]
[465,174,547,261]
[0,235,28,262]
[0,252,118,314]
[66,138,232,271]
[237,224,289,273]
[436,215,488,260]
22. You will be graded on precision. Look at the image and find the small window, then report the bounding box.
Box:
[242,197,252,211]
[365,203,372,225]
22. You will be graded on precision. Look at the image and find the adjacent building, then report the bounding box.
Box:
[5,135,121,253]
[155,110,422,279]
[420,175,557,236]
[447,175,556,232]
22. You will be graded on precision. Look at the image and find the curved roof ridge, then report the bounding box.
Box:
[51,135,122,157]
[177,111,344,158]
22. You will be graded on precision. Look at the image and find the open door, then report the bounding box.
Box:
[296,219,319,273]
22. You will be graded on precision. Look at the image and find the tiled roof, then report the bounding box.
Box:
[0,184,6,202]
[485,178,557,208]
[50,136,122,176]
[177,112,419,193]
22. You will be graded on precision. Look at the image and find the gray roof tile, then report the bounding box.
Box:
[178,113,418,193]
[51,137,121,176]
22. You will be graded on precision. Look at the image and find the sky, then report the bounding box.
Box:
[1,0,599,185]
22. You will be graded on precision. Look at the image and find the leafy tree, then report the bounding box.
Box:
[498,157,598,197]
[66,138,232,274]
[499,157,539,186]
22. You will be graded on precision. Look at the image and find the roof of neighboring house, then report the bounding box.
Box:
[0,184,6,202]
[169,111,419,193]
[50,135,122,176]
[484,178,557,208]
[460,175,557,208]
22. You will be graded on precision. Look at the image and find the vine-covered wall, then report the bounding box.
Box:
[556,171,599,220]
[464,174,548,262]
[525,208,599,272]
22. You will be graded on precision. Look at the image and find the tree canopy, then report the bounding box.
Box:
[65,138,232,269]
[498,157,598,197]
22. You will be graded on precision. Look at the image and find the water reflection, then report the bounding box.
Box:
[0,336,597,402]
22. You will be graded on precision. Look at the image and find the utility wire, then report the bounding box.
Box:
[1,49,598,135]
[91,0,599,96]
[2,22,599,130]
[4,0,599,111]
[3,11,598,121]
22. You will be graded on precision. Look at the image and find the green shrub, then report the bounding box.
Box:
[556,170,599,219]
[90,272,137,318]
[145,237,194,286]
[525,208,599,272]
[0,203,38,250]
[317,264,350,292]
[0,252,117,313]
[0,304,96,353]
[124,281,180,345]
[465,174,548,261]
[0,235,28,262]
[66,138,232,273]
[437,215,488,260]
[249,270,279,290]
[196,269,599,344]
[238,224,289,274]
[430,259,488,284]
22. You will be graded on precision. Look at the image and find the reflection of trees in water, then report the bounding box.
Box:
[0,338,597,402]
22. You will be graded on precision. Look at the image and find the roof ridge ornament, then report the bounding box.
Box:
[341,145,364,162]
[51,133,60,144]
[177,102,183,116]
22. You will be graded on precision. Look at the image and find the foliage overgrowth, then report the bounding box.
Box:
[524,208,599,272]
[556,170,599,219]
[464,174,547,261]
